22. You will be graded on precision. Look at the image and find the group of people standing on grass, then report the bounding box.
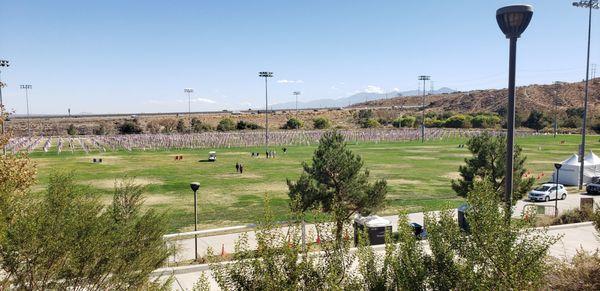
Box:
[235,162,244,174]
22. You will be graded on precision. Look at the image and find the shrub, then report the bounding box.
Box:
[67,124,77,136]
[312,117,331,129]
[191,118,212,132]
[361,118,380,128]
[117,120,143,134]
[393,116,417,128]
[424,118,444,128]
[145,120,161,134]
[217,118,236,131]
[444,114,472,128]
[523,110,549,131]
[158,118,177,133]
[92,123,108,135]
[472,114,501,128]
[357,109,374,120]
[282,118,303,129]
[546,250,600,290]
[176,119,188,133]
[236,120,260,130]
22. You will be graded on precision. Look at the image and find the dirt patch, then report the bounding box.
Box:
[442,172,461,180]
[237,182,288,194]
[404,156,437,160]
[387,179,424,186]
[83,177,163,190]
[214,173,263,179]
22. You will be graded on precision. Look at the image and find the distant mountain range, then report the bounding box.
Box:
[271,87,456,110]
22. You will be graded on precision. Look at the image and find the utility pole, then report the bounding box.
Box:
[572,0,598,190]
[293,91,301,115]
[259,72,273,154]
[184,88,194,132]
[20,84,32,136]
[418,75,430,143]
[0,59,9,155]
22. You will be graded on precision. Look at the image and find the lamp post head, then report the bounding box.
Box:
[20,85,32,89]
[496,5,533,39]
[259,71,273,78]
[293,91,301,96]
[0,60,9,68]
[190,182,200,192]
[184,88,194,93]
[554,163,562,170]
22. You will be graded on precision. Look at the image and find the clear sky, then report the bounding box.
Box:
[0,0,598,114]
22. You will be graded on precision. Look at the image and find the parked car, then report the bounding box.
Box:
[585,176,600,195]
[528,183,567,202]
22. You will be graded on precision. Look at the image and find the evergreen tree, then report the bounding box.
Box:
[451,132,534,203]
[287,130,387,243]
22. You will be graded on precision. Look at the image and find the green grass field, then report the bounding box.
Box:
[27,134,600,232]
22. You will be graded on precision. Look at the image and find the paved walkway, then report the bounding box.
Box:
[167,193,600,263]
[159,222,600,290]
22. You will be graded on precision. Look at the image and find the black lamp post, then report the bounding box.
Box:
[190,182,200,261]
[496,4,533,221]
[554,163,562,217]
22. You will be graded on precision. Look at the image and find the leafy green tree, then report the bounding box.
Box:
[393,116,416,128]
[312,117,331,129]
[361,118,380,128]
[191,117,212,132]
[283,117,303,129]
[287,130,387,243]
[216,118,236,131]
[67,124,77,135]
[523,110,549,131]
[93,123,108,135]
[452,132,534,203]
[444,114,472,128]
[176,118,188,133]
[357,109,374,120]
[118,120,143,134]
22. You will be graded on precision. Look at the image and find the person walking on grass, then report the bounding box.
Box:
[236,162,240,173]
[239,164,244,174]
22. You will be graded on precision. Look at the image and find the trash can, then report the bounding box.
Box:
[353,215,392,246]
[457,204,470,233]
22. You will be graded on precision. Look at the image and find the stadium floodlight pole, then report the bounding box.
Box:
[20,84,33,136]
[293,91,301,114]
[259,72,273,154]
[190,182,200,261]
[496,4,533,222]
[0,59,9,155]
[418,75,430,143]
[184,88,194,133]
[573,0,599,190]
[553,81,561,138]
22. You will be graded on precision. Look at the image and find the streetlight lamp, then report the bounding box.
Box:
[20,84,32,136]
[554,163,562,217]
[418,75,430,143]
[293,91,301,114]
[259,72,273,155]
[572,0,599,190]
[184,88,194,133]
[0,59,9,155]
[190,182,200,261]
[496,4,533,221]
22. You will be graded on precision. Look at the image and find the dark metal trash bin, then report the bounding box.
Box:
[353,215,392,246]
[457,204,470,233]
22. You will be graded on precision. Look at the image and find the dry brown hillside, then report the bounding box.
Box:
[354,78,600,115]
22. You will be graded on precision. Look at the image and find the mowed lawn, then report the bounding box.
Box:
[27,134,600,232]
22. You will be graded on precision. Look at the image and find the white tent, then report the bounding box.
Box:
[551,151,600,186]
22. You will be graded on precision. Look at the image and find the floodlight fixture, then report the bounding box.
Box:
[20,84,33,136]
[259,71,274,154]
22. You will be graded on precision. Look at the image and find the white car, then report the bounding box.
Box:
[528,183,567,202]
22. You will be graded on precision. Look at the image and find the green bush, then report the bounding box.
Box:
[191,118,212,132]
[67,124,77,136]
[361,118,380,128]
[282,118,303,129]
[393,116,417,128]
[523,110,549,131]
[236,120,261,130]
[424,118,444,128]
[217,118,236,131]
[312,117,331,129]
[472,114,501,128]
[176,119,188,133]
[117,120,143,134]
[444,114,472,128]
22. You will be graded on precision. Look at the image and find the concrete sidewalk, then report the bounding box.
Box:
[158,222,600,290]
[167,193,599,263]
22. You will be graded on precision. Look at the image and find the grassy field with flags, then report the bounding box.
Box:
[27,134,597,231]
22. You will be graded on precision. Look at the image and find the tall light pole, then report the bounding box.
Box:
[418,75,430,143]
[0,59,9,155]
[293,91,301,115]
[20,84,32,136]
[496,4,533,221]
[572,0,599,190]
[190,182,200,261]
[184,88,194,132]
[553,81,561,138]
[259,72,273,154]
[554,163,562,217]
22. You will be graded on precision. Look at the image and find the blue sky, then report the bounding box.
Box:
[0,0,598,114]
